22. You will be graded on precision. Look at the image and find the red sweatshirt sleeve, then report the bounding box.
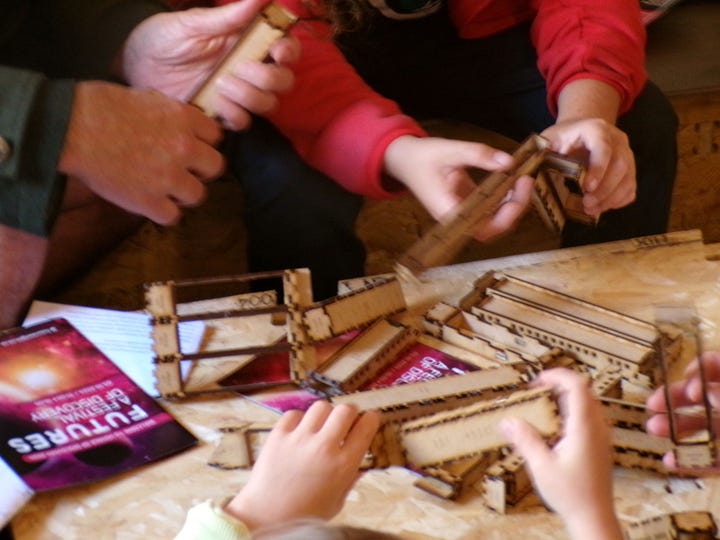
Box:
[219,0,426,199]
[529,0,647,115]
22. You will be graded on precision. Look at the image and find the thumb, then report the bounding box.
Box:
[184,0,273,36]
[500,417,552,470]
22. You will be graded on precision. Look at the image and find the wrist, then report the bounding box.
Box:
[563,506,624,540]
[383,134,419,186]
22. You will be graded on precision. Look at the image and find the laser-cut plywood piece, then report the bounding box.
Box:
[624,510,718,540]
[372,387,560,469]
[414,451,500,500]
[330,365,523,423]
[208,423,274,470]
[481,451,532,514]
[308,319,418,395]
[655,304,718,470]
[189,3,297,118]
[395,135,594,278]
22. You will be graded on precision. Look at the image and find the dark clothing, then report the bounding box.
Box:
[336,14,678,245]
[224,119,366,300]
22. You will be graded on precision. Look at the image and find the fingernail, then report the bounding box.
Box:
[494,152,514,167]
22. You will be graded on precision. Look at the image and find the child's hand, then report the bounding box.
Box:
[646,351,720,472]
[500,368,623,540]
[224,401,380,530]
[383,135,534,243]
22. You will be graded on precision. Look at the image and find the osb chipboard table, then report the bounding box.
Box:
[12,229,720,539]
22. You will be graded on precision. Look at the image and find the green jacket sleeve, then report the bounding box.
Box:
[0,66,74,235]
[0,0,168,236]
[174,501,251,540]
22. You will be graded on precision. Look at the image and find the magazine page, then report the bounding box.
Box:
[0,318,198,495]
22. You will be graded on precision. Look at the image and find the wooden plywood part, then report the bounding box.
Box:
[189,2,297,118]
[485,272,661,348]
[395,135,551,278]
[655,304,718,470]
[624,510,718,540]
[415,451,499,500]
[591,367,624,398]
[481,451,531,514]
[600,397,649,431]
[375,387,560,469]
[309,320,418,395]
[427,304,554,366]
[208,425,251,470]
[330,366,524,422]
[302,275,406,342]
[612,427,671,473]
[395,136,595,277]
[471,293,656,387]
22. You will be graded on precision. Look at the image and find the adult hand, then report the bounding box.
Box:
[541,118,635,218]
[120,0,300,130]
[543,78,636,219]
[646,352,720,472]
[58,81,224,225]
[500,368,623,540]
[383,135,534,243]
[225,401,380,531]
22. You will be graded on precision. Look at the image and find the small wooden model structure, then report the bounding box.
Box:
[148,268,709,514]
[145,269,405,398]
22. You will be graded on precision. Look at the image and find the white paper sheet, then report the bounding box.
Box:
[24,301,205,397]
[0,459,34,529]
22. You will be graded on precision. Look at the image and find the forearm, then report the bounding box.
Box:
[564,508,624,540]
[556,79,622,125]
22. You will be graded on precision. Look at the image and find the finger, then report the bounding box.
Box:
[269,35,301,64]
[684,377,720,408]
[472,175,533,241]
[583,163,636,214]
[216,73,280,114]
[170,177,207,208]
[645,413,671,437]
[581,140,612,194]
[298,400,334,432]
[320,403,362,444]
[434,139,515,173]
[186,143,226,182]
[144,197,182,226]
[230,62,295,94]
[500,417,552,469]
[274,408,305,433]
[185,105,225,146]
[535,368,594,435]
[344,410,381,459]
[183,0,272,36]
[209,94,254,131]
[646,385,669,413]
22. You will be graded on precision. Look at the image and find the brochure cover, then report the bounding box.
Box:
[229,334,479,414]
[0,318,198,527]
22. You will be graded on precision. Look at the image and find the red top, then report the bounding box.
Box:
[212,0,647,199]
